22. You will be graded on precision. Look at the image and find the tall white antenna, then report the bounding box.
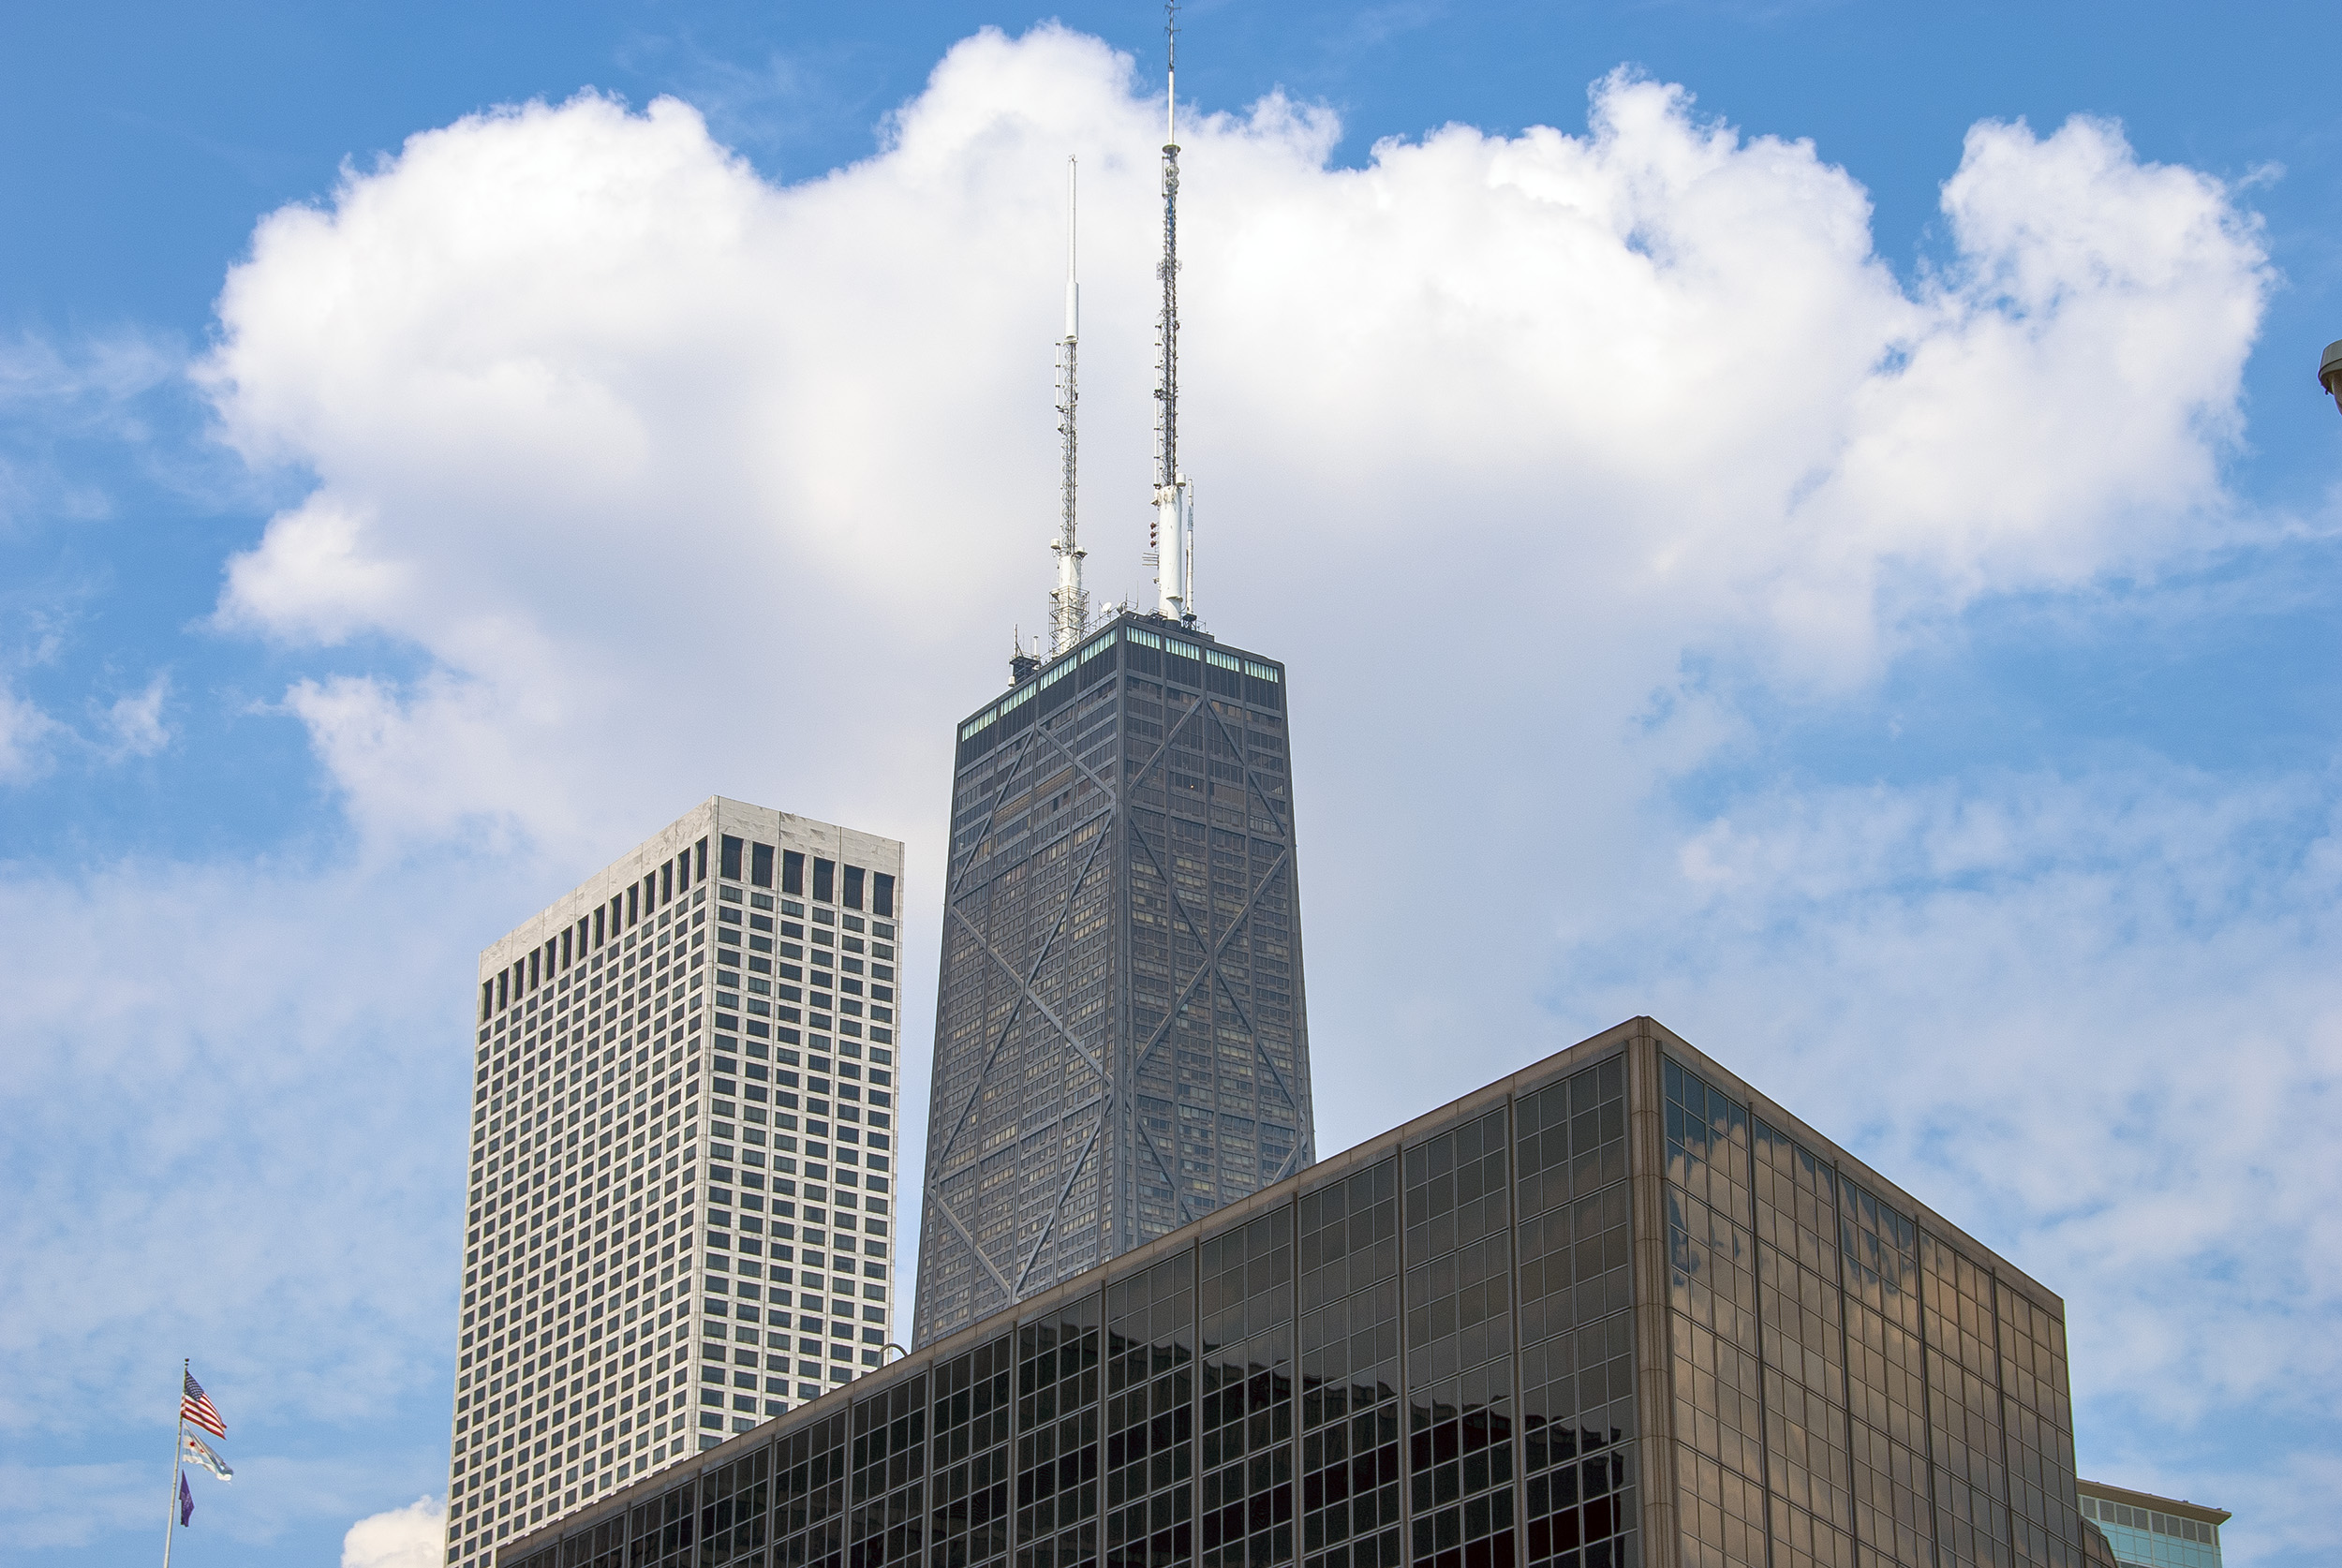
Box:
[1150,0,1195,626]
[1049,155,1088,656]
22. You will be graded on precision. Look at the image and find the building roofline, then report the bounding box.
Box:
[1647,1018,2064,1313]
[474,796,907,967]
[955,607,1286,735]
[503,1013,2068,1562]
[2077,1478,2232,1527]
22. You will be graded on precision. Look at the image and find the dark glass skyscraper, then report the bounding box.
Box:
[509,1016,2100,1568]
[912,612,1316,1345]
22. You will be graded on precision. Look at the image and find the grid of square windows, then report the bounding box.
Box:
[1197,1209,1297,1568]
[1401,1110,1518,1568]
[929,1333,1016,1568]
[1105,1251,1198,1568]
[453,813,904,1568]
[1297,1158,1402,1568]
[1665,1058,2090,1568]
[1016,1294,1104,1568]
[453,869,844,1565]
[1514,1058,1635,1568]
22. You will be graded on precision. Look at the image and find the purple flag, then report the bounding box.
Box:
[179,1471,194,1527]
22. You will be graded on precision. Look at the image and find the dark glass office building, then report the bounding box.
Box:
[912,613,1316,1347]
[502,1016,2096,1568]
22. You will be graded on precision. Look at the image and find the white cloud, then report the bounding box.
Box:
[0,331,179,414]
[343,1494,448,1568]
[0,679,56,780]
[0,669,180,779]
[100,672,172,758]
[197,31,2265,858]
[0,329,193,530]
[215,498,413,646]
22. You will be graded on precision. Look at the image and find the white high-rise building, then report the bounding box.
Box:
[440,796,909,1568]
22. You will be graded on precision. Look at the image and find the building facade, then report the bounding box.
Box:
[913,613,1314,1346]
[2076,1482,2226,1568]
[506,1015,2098,1568]
[444,798,908,1568]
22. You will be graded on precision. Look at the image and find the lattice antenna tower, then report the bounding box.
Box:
[1149,1,1195,626]
[1048,156,1089,656]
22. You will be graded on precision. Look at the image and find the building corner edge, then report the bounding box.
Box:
[1627,1021,1682,1568]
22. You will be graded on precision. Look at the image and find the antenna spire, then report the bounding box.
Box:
[1150,0,1194,625]
[1049,155,1087,656]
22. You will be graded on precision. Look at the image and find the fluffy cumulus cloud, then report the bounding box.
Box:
[344,1495,449,1568]
[199,28,2265,854]
[11,19,2333,1563]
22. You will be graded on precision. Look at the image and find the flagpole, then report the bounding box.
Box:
[162,1359,185,1568]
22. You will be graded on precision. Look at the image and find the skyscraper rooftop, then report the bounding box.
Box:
[2077,1479,2228,1568]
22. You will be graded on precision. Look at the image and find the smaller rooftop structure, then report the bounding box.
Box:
[2078,1477,2229,1568]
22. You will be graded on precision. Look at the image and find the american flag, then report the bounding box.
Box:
[180,1370,226,1440]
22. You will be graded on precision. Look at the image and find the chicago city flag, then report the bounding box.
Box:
[182,1429,233,1482]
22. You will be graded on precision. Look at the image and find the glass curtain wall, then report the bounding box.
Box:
[524,1047,1635,1568]
[1663,1058,2085,1568]
[523,1034,2087,1568]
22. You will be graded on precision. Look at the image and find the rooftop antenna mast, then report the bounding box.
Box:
[1049,156,1088,656]
[1150,0,1195,626]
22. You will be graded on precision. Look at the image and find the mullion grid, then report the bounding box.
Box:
[1015,1294,1104,1568]
[774,1413,852,1568]
[1514,1058,1637,1568]
[1985,1272,2076,1568]
[1297,1159,1404,1568]
[1917,1237,2008,1568]
[1401,1109,1520,1568]
[925,1334,1015,1568]
[1676,1056,2087,1568]
[1195,1207,1299,1568]
[1834,1173,1930,1568]
[848,1373,931,1568]
[701,1447,773,1567]
[1751,1119,1855,1568]
[1664,1059,1778,1568]
[1104,1250,1200,1568]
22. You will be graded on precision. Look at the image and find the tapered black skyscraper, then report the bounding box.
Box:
[913,7,1313,1345]
[912,615,1314,1344]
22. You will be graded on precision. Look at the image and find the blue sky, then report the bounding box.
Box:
[3,3,2338,1564]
